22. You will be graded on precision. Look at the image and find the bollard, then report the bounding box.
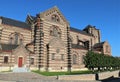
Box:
[95,73,99,80]
[118,71,120,77]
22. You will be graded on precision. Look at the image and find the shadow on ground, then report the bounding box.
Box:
[100,76,120,82]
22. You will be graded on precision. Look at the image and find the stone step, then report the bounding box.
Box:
[12,67,30,72]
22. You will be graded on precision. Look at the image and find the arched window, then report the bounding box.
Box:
[73,54,77,64]
[9,33,23,45]
[9,37,13,44]
[14,33,18,44]
[53,27,58,37]
[106,45,109,53]
[69,36,73,45]
[50,25,61,38]
[30,58,34,65]
[20,39,23,45]
[51,14,60,22]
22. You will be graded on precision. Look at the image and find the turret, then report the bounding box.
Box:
[83,25,101,45]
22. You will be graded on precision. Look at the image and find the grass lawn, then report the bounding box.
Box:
[0,70,12,73]
[32,70,93,76]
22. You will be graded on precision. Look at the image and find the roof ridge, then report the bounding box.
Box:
[1,16,27,24]
[1,16,31,29]
[70,27,92,36]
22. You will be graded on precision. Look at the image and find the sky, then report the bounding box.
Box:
[0,0,120,56]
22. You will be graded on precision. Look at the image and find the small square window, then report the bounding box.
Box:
[4,56,8,63]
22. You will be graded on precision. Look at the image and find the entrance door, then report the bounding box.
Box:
[18,57,23,67]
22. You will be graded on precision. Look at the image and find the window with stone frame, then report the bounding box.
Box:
[30,58,34,65]
[81,55,85,64]
[51,53,55,60]
[73,54,77,64]
[14,33,19,44]
[106,45,109,53]
[9,33,23,45]
[4,56,8,63]
[20,39,23,45]
[51,14,60,22]
[9,37,13,44]
[50,25,61,38]
[61,54,64,60]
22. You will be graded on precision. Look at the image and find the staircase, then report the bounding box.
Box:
[13,67,30,72]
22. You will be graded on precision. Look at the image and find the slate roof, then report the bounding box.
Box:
[0,44,18,51]
[93,42,105,48]
[0,16,31,30]
[70,27,92,36]
[30,15,36,20]
[93,42,105,52]
[71,44,87,50]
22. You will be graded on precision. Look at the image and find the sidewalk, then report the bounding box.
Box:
[0,81,16,82]
[0,72,101,82]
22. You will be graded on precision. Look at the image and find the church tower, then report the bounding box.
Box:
[83,25,101,46]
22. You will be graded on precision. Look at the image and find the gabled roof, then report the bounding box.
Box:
[0,44,18,52]
[0,16,31,30]
[70,27,92,36]
[39,6,69,25]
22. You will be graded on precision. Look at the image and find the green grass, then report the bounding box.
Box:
[0,70,12,73]
[32,70,93,76]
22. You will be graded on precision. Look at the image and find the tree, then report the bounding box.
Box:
[84,51,120,72]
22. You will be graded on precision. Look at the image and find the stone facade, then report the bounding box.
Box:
[0,6,111,72]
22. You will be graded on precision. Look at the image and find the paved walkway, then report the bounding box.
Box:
[1,72,120,82]
[0,72,57,82]
[0,72,101,82]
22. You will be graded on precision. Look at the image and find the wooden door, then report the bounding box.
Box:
[18,57,23,67]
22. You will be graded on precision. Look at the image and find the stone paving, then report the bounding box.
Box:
[0,72,100,82]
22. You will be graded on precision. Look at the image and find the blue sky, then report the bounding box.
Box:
[0,0,120,56]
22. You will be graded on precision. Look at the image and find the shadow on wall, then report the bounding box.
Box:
[96,71,120,82]
[100,77,120,82]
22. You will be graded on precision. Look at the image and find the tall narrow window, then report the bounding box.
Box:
[4,56,8,63]
[61,54,64,60]
[50,30,53,36]
[73,55,77,64]
[106,45,109,53]
[52,53,55,60]
[14,33,18,44]
[20,39,23,45]
[9,37,13,44]
[30,58,34,65]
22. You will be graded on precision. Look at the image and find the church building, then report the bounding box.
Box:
[0,6,111,72]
